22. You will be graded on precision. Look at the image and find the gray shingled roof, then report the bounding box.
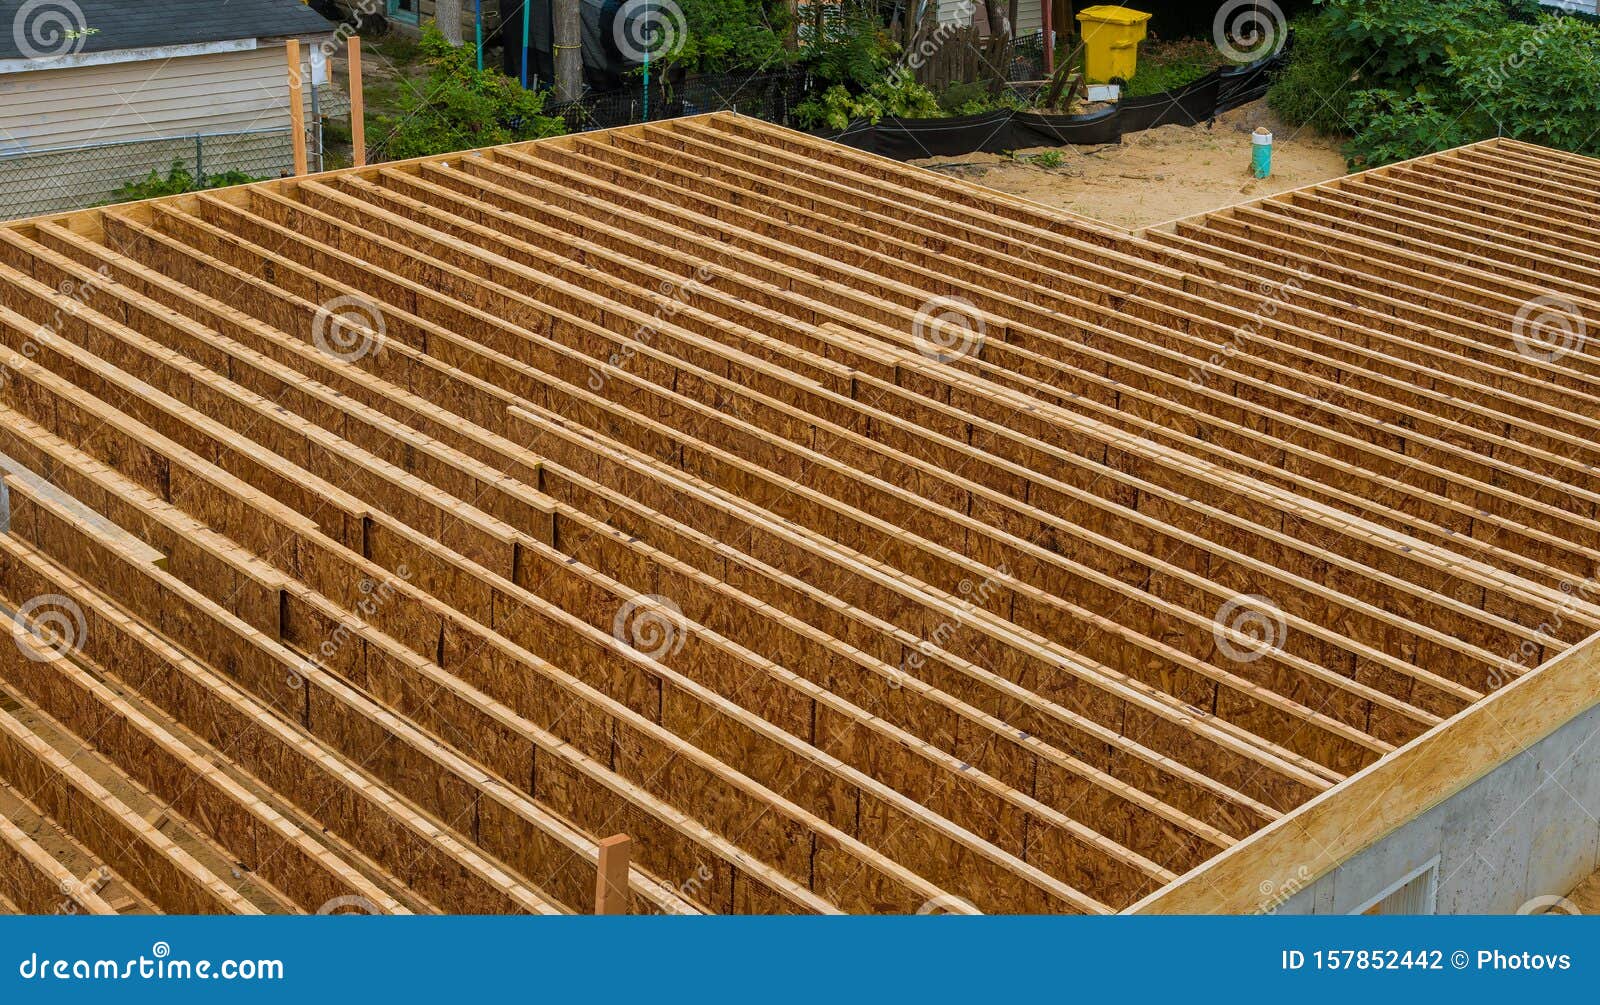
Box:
[1,0,334,61]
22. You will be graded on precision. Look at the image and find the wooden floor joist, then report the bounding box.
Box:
[3,115,1599,912]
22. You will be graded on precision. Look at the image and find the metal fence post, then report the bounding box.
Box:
[194,134,204,186]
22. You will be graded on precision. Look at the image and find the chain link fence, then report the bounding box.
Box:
[1,84,346,222]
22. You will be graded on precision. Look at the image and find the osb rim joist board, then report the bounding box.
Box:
[0,113,1594,915]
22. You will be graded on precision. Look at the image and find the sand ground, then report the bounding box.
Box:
[912,100,1349,231]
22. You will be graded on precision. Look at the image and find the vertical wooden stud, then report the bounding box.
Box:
[349,36,367,168]
[594,834,632,915]
[286,39,309,177]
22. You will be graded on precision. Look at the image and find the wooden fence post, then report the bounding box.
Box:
[286,39,308,177]
[594,834,632,915]
[349,36,366,168]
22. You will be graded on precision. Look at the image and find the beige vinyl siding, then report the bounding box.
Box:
[1015,0,1042,37]
[0,45,319,154]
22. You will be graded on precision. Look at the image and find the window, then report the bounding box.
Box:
[1353,858,1439,915]
[388,0,422,25]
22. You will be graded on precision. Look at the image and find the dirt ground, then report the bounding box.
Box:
[912,100,1349,232]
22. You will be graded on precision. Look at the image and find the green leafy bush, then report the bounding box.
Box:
[377,26,563,160]
[1454,15,1600,155]
[669,0,792,75]
[1266,15,1355,135]
[1319,0,1510,90]
[800,5,897,90]
[795,73,941,131]
[104,161,259,203]
[1342,89,1475,168]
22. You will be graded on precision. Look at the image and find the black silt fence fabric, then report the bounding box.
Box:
[822,54,1283,160]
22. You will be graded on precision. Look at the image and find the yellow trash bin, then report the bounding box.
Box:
[1076,5,1153,84]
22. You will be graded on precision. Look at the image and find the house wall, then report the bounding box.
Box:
[0,44,321,153]
[1267,705,1600,915]
[0,43,333,221]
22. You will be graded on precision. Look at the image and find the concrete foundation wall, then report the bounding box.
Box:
[1271,706,1600,915]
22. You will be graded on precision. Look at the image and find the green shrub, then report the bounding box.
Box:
[795,73,941,131]
[670,0,792,75]
[104,161,259,203]
[800,5,897,90]
[1121,39,1224,97]
[1454,14,1600,155]
[376,25,563,160]
[1320,0,1511,90]
[1341,89,1475,168]
[1267,15,1355,135]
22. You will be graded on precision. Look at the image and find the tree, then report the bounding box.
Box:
[435,0,464,44]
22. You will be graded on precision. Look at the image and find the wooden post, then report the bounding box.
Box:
[349,36,366,168]
[1042,0,1054,76]
[594,834,631,915]
[286,39,308,177]
[554,0,582,103]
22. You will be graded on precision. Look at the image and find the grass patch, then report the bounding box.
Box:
[1120,38,1228,98]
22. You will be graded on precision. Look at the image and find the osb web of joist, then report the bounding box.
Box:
[0,113,1595,916]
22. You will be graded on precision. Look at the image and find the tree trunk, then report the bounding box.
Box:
[436,0,465,44]
[554,0,582,102]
